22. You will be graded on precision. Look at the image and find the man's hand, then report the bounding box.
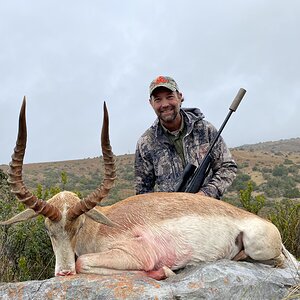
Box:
[197,191,206,196]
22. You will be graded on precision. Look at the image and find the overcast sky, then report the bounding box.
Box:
[0,0,299,164]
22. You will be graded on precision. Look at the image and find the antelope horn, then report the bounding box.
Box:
[66,102,116,221]
[7,97,62,222]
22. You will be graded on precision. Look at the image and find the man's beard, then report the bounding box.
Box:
[159,107,179,123]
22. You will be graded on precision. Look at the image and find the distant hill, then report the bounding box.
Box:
[235,137,300,153]
[1,138,300,205]
[0,154,135,206]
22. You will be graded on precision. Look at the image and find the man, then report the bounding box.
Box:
[135,75,237,199]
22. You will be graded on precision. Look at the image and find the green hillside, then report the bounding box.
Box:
[1,138,300,205]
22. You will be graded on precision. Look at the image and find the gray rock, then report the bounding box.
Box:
[0,260,299,300]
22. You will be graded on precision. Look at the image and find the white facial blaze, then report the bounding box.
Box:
[49,203,77,276]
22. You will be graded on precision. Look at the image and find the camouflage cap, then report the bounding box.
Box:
[149,76,179,96]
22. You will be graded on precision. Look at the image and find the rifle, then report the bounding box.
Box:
[175,88,246,193]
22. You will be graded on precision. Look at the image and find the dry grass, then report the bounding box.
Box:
[283,283,300,299]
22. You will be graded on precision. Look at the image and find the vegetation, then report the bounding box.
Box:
[233,180,300,258]
[268,199,300,258]
[0,169,56,282]
[0,216,54,282]
[238,182,265,214]
[0,169,85,282]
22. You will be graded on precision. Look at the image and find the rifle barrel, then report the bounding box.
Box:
[181,88,247,194]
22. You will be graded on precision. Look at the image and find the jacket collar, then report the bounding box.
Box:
[151,107,205,140]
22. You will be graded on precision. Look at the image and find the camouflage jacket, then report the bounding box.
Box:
[134,108,237,198]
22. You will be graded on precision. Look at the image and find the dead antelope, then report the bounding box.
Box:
[1,98,298,280]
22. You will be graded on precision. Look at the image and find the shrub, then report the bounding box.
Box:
[239,182,265,214]
[272,164,289,177]
[237,181,300,259]
[0,217,54,282]
[261,167,272,173]
[228,173,251,191]
[268,200,300,258]
[0,169,55,282]
[261,176,297,198]
[283,158,293,165]
[0,170,76,282]
[283,187,300,199]
[288,165,299,175]
[238,162,249,169]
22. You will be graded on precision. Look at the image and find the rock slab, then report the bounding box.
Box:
[0,260,299,300]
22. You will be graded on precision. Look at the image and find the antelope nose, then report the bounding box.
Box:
[56,270,75,276]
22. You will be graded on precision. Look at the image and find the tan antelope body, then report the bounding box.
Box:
[1,98,298,280]
[48,191,284,279]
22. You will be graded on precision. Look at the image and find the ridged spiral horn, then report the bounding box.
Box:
[7,97,62,221]
[66,102,116,221]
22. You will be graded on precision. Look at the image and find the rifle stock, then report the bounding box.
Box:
[175,163,196,192]
[175,88,246,194]
[185,154,212,193]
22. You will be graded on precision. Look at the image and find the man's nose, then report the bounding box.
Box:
[160,98,170,107]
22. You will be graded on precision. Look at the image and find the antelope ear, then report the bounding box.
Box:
[0,208,39,225]
[85,209,119,227]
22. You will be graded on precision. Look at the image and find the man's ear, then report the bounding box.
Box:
[149,98,153,107]
[178,92,184,103]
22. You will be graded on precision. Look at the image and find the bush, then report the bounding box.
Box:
[261,167,272,173]
[283,187,300,199]
[228,173,251,191]
[0,170,79,282]
[283,158,293,165]
[239,182,265,214]
[288,164,300,175]
[0,169,55,282]
[237,182,300,259]
[268,200,300,258]
[261,175,298,198]
[0,217,54,282]
[272,164,289,177]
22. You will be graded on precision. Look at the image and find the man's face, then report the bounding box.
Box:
[149,87,183,126]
